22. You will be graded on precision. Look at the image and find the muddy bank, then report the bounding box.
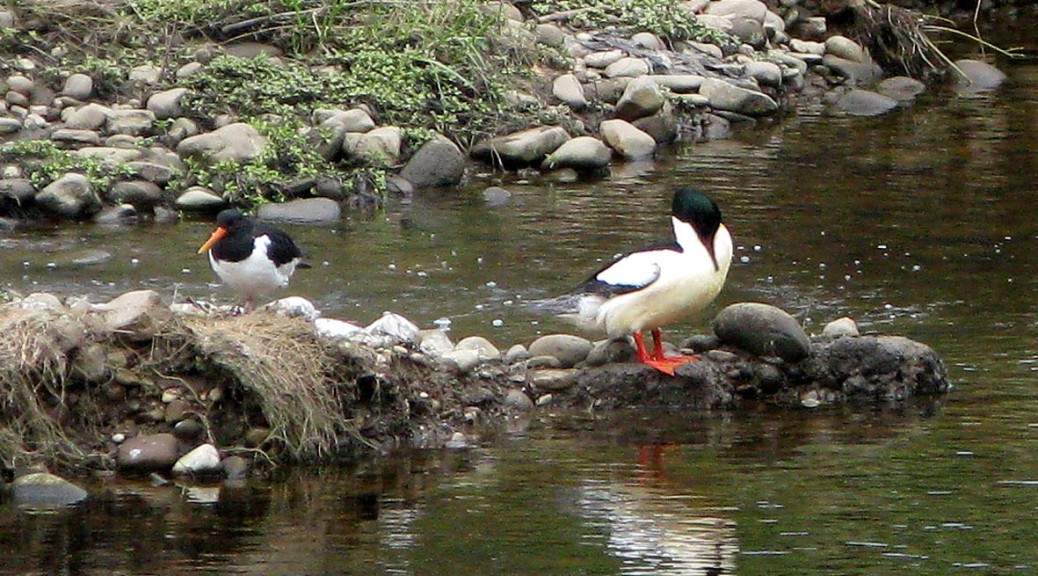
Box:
[0,289,948,483]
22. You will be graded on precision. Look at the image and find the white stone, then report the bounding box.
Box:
[315,318,365,341]
[172,444,222,476]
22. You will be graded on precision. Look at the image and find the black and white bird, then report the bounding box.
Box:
[543,188,733,375]
[197,209,310,312]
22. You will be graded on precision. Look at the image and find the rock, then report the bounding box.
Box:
[72,146,143,165]
[365,312,421,346]
[632,32,663,50]
[528,334,593,368]
[483,186,512,206]
[36,173,101,219]
[585,338,635,367]
[504,388,534,410]
[790,39,826,55]
[316,108,375,133]
[585,49,625,69]
[262,296,320,320]
[456,336,501,360]
[95,290,173,341]
[61,73,94,100]
[632,104,678,145]
[256,197,341,224]
[531,368,578,392]
[106,108,155,136]
[706,0,767,21]
[745,60,783,88]
[587,77,632,104]
[615,75,665,121]
[95,204,137,225]
[9,472,88,506]
[793,16,827,41]
[730,17,766,48]
[342,125,402,166]
[6,90,28,107]
[441,349,481,374]
[470,126,570,167]
[700,78,778,116]
[167,117,199,144]
[51,128,101,145]
[128,64,162,84]
[222,455,250,480]
[0,178,35,204]
[553,73,588,110]
[0,117,20,134]
[176,62,204,78]
[72,343,108,383]
[172,444,222,476]
[713,302,811,362]
[6,75,34,95]
[541,136,611,171]
[836,89,898,117]
[128,158,184,185]
[176,122,268,164]
[535,23,566,47]
[653,74,705,93]
[825,35,866,63]
[814,335,948,398]
[600,119,656,160]
[822,54,883,86]
[604,57,650,78]
[823,316,860,338]
[109,180,164,209]
[952,59,1007,92]
[314,318,365,341]
[117,433,180,472]
[504,344,529,364]
[876,76,926,102]
[399,138,466,188]
[175,186,226,211]
[419,329,454,357]
[146,87,189,119]
[173,418,205,443]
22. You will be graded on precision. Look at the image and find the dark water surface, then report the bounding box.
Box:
[4,35,1038,575]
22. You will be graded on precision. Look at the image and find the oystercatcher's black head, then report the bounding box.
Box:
[197,209,250,255]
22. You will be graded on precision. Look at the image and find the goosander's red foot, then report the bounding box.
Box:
[643,354,700,376]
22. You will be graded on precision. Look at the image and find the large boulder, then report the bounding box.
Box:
[176,122,268,164]
[400,137,466,188]
[712,302,811,362]
[470,126,570,167]
[35,173,101,219]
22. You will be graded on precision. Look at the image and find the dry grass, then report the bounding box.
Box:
[178,313,366,462]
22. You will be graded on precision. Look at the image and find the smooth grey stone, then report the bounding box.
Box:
[876,76,926,102]
[604,57,650,78]
[110,180,164,208]
[256,197,341,224]
[455,336,501,360]
[400,138,465,188]
[117,433,180,472]
[541,136,611,171]
[699,77,778,116]
[952,59,1007,92]
[531,368,578,391]
[174,186,226,211]
[504,388,534,410]
[172,444,222,476]
[146,87,189,119]
[823,317,860,338]
[528,334,592,368]
[836,89,898,117]
[615,75,665,121]
[177,122,268,164]
[36,173,101,219]
[712,302,811,362]
[9,472,87,506]
[553,73,588,110]
[825,35,866,63]
[61,73,93,100]
[470,126,570,167]
[600,119,656,160]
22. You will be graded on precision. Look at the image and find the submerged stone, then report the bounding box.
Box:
[8,472,87,506]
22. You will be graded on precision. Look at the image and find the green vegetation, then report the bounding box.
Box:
[0,140,135,190]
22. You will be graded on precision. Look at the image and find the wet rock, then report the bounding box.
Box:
[9,472,87,506]
[531,368,578,392]
[822,316,859,338]
[600,119,656,160]
[256,197,341,224]
[164,399,191,423]
[172,444,222,476]
[419,329,454,357]
[262,296,320,320]
[36,173,102,219]
[445,431,470,449]
[61,73,94,100]
[528,334,593,368]
[399,137,466,188]
[615,76,665,121]
[342,125,402,166]
[470,126,570,167]
[173,418,205,443]
[604,57,650,79]
[553,73,588,110]
[699,78,778,116]
[109,180,164,209]
[585,338,635,367]
[812,335,948,398]
[713,302,811,362]
[53,247,112,267]
[876,76,925,102]
[64,103,109,130]
[365,312,421,346]
[836,89,898,117]
[541,136,611,171]
[175,186,226,211]
[527,355,562,369]
[146,87,189,119]
[222,455,250,480]
[456,336,501,360]
[95,290,173,341]
[177,122,268,164]
[504,388,534,410]
[117,433,180,472]
[952,59,1006,92]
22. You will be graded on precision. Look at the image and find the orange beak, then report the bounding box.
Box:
[197,227,227,254]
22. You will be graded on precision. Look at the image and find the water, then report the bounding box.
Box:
[3,29,1038,575]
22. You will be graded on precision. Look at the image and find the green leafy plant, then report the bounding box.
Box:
[0,140,135,190]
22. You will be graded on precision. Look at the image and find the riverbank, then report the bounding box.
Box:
[1,289,947,491]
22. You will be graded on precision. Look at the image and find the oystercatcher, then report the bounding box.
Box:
[540,188,733,375]
[197,209,310,312]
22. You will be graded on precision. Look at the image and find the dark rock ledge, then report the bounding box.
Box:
[0,289,947,494]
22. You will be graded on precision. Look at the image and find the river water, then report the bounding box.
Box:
[3,25,1038,576]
